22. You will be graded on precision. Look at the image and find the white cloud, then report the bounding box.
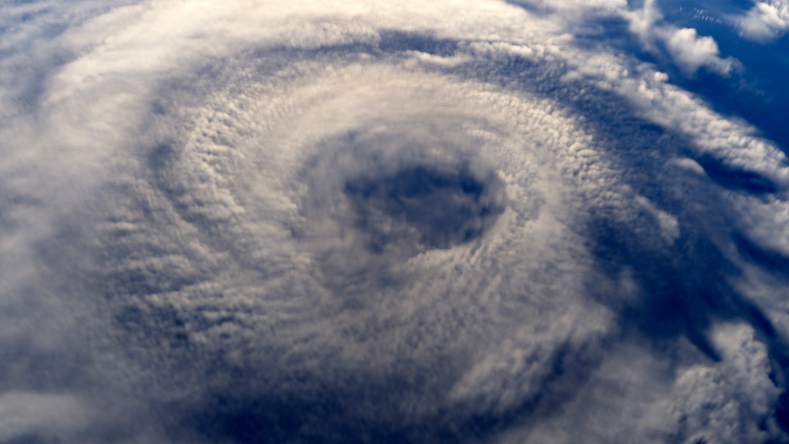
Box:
[734,0,789,42]
[560,47,788,186]
[635,195,680,243]
[625,0,738,77]
[661,27,736,77]
[0,393,92,442]
[667,323,782,444]
[670,157,706,176]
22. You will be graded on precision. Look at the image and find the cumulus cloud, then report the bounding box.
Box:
[625,0,738,77]
[2,0,789,443]
[734,0,789,42]
[511,0,739,77]
[661,27,736,77]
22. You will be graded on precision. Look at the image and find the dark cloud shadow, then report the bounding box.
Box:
[734,234,789,278]
[697,155,779,194]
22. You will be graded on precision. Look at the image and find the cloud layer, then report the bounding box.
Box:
[2,0,789,443]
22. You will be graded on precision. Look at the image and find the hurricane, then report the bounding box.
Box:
[2,0,789,443]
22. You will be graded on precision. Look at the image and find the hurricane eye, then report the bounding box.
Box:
[343,165,505,252]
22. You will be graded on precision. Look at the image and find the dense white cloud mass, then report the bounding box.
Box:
[625,0,738,77]
[2,0,789,443]
[734,0,789,41]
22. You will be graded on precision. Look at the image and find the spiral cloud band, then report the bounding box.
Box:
[2,0,789,443]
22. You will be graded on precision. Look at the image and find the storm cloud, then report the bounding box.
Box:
[2,0,789,443]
